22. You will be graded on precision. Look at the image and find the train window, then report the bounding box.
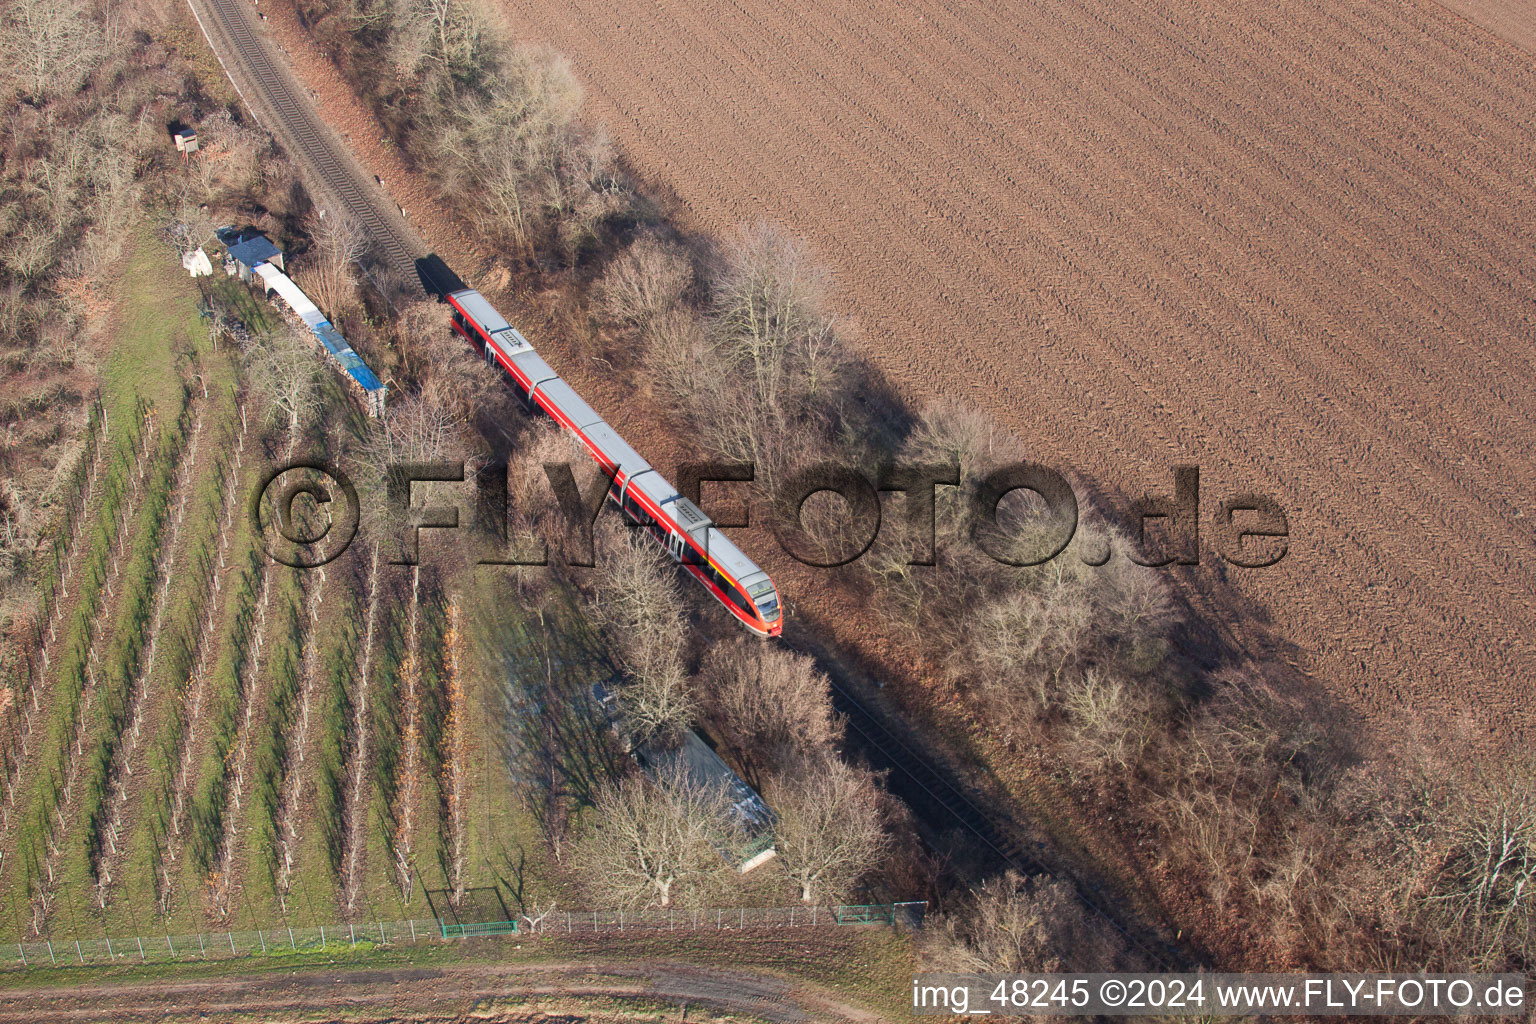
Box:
[726,585,755,617]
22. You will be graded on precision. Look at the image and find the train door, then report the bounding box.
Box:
[666,530,686,563]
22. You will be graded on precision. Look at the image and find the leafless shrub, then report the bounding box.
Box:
[297,211,366,317]
[699,640,840,784]
[430,49,603,262]
[598,232,693,331]
[0,0,104,101]
[925,871,1128,973]
[642,308,719,411]
[394,299,499,420]
[1058,667,1155,776]
[1417,756,1536,970]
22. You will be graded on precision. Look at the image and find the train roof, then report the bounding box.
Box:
[537,378,603,431]
[580,421,650,481]
[628,469,680,512]
[702,527,762,584]
[506,349,559,392]
[448,289,511,335]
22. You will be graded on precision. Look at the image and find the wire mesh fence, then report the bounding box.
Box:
[0,902,926,970]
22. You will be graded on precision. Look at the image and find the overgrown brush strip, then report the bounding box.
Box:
[155,404,251,915]
[92,395,206,907]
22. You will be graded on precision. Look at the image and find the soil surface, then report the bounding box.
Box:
[0,959,881,1022]
[488,0,1536,741]
[1432,0,1536,53]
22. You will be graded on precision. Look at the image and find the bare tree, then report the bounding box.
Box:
[573,763,740,908]
[0,0,103,102]
[766,758,889,903]
[391,0,495,88]
[591,522,695,743]
[246,324,320,453]
[598,232,692,331]
[695,223,848,490]
[431,52,587,260]
[700,641,840,783]
[299,211,366,317]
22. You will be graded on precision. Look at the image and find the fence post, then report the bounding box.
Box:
[105,937,113,958]
[790,907,795,927]
[197,933,205,956]
[75,940,83,964]
[47,941,54,966]
[258,930,266,954]
[288,927,295,951]
[717,910,721,930]
[739,909,744,930]
[167,935,174,957]
[228,932,236,955]
[137,937,144,961]
[409,920,416,943]
[349,924,355,948]
[378,921,385,945]
[17,943,24,966]
[320,925,326,947]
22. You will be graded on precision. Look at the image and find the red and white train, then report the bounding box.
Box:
[444,287,784,637]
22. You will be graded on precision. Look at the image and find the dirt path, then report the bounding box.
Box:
[0,959,883,1022]
[488,0,1536,741]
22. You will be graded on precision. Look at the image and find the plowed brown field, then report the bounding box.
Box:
[1433,0,1536,54]
[502,0,1536,737]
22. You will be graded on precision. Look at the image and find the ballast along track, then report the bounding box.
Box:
[187,0,420,281]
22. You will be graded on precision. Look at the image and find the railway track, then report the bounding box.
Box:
[186,0,421,281]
